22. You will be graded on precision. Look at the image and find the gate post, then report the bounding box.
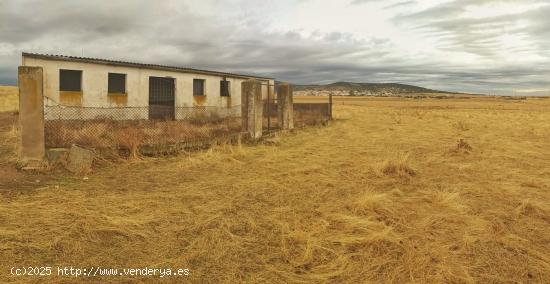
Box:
[277,83,294,130]
[241,80,263,140]
[18,66,45,166]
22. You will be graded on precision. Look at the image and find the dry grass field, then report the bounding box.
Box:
[0,86,18,113]
[1,88,550,282]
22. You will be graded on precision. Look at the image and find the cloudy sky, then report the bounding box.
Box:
[1,0,549,95]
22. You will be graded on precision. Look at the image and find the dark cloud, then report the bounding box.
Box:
[0,0,548,95]
[0,0,395,86]
[388,0,550,94]
[397,0,550,57]
[0,66,15,85]
[0,0,146,43]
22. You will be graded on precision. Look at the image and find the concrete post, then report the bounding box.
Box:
[18,66,45,165]
[277,83,294,130]
[241,80,263,140]
[266,82,271,131]
[329,92,333,120]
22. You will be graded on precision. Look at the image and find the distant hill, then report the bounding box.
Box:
[292,82,464,97]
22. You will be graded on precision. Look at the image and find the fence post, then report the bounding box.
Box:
[241,80,263,140]
[329,92,333,120]
[277,83,294,130]
[18,66,45,167]
[266,82,271,131]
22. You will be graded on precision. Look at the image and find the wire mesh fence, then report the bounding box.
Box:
[44,105,242,149]
[263,98,280,133]
[43,96,332,151]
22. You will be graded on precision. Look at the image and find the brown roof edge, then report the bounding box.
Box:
[21,52,274,81]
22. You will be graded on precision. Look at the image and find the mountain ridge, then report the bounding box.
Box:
[292,81,454,96]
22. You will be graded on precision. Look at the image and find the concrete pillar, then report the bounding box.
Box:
[18,66,45,165]
[277,83,294,130]
[329,92,333,120]
[241,80,263,140]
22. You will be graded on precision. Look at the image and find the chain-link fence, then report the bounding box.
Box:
[44,105,242,149]
[263,98,280,133]
[43,94,331,151]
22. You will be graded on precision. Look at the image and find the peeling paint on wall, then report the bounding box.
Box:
[193,95,206,106]
[108,93,128,106]
[59,91,83,106]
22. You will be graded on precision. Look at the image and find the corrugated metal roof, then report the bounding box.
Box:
[22,52,273,80]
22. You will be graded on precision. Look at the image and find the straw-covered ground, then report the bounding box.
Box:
[1,86,550,283]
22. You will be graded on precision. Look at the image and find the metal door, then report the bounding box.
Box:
[149,77,175,120]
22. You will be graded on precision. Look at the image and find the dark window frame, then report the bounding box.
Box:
[193,79,205,96]
[108,72,127,94]
[220,80,230,97]
[59,69,82,92]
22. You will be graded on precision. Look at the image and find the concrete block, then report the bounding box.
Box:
[18,66,45,164]
[47,148,69,165]
[66,145,95,173]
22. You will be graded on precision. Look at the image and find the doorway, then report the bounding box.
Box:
[149,77,175,120]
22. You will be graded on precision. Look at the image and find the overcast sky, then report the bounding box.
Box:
[1,0,549,95]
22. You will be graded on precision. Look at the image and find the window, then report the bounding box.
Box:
[108,73,126,94]
[59,69,82,92]
[193,79,205,96]
[220,80,230,97]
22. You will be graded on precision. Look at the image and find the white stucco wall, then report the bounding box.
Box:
[22,56,274,120]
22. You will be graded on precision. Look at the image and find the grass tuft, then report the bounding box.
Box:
[377,153,416,177]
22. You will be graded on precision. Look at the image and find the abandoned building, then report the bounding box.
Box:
[21,52,275,120]
[17,52,331,166]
